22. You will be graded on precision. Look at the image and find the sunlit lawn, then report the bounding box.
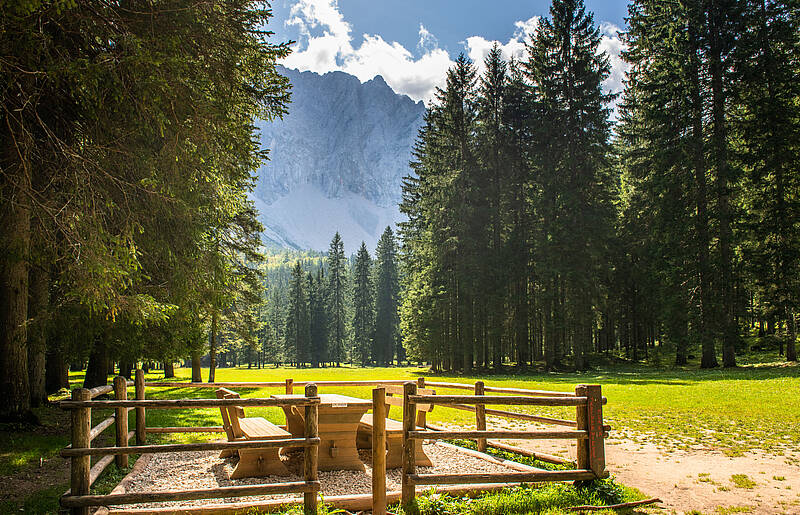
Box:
[2,361,797,513]
[132,363,800,457]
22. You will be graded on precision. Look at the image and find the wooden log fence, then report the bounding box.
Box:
[60,375,321,515]
[399,381,609,508]
[62,375,607,514]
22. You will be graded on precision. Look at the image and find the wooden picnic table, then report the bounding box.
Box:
[273,393,371,471]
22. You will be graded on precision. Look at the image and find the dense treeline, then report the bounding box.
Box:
[0,0,289,420]
[399,0,800,371]
[251,229,401,368]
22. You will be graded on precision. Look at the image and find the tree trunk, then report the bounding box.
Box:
[27,264,48,407]
[84,340,109,389]
[0,115,32,421]
[787,308,797,362]
[45,344,68,394]
[191,352,202,382]
[688,16,718,369]
[709,0,737,368]
[119,361,133,380]
[208,310,218,383]
[164,361,175,378]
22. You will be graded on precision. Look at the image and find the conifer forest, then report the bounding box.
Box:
[1,0,799,426]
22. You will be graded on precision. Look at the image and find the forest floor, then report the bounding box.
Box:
[1,355,798,514]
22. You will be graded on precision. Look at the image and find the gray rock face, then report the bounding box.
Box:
[253,67,425,252]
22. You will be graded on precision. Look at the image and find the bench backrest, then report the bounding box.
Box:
[216,388,245,439]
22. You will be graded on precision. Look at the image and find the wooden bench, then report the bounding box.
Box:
[216,388,291,478]
[357,384,435,469]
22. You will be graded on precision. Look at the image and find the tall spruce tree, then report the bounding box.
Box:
[374,227,401,365]
[352,242,374,366]
[285,261,309,366]
[326,233,347,365]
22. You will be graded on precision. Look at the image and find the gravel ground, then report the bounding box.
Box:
[118,442,515,510]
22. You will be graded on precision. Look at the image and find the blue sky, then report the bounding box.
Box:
[266,0,630,104]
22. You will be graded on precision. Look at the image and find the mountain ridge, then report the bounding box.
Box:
[252,66,425,253]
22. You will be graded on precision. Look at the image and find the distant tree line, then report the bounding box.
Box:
[254,229,401,368]
[399,0,800,371]
[0,1,289,421]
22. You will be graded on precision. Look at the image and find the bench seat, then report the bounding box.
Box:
[356,385,435,469]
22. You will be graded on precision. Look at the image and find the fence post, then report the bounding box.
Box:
[285,378,294,395]
[401,381,417,507]
[372,387,387,515]
[135,369,146,445]
[475,380,486,452]
[70,388,91,515]
[113,376,129,469]
[303,383,318,515]
[415,377,426,429]
[585,384,606,478]
[575,384,589,472]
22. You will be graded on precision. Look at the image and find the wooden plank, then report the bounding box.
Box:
[585,384,606,477]
[114,376,129,469]
[407,470,597,485]
[134,370,145,445]
[69,388,91,515]
[303,383,319,515]
[575,385,589,473]
[409,395,587,406]
[144,380,409,388]
[485,440,572,465]
[60,397,321,409]
[408,430,588,440]
[60,482,321,508]
[146,426,225,433]
[372,387,386,515]
[61,437,321,457]
[475,381,486,452]
[401,382,417,506]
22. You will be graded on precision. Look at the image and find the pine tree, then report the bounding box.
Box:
[523,0,614,370]
[326,233,348,365]
[352,242,374,366]
[285,261,309,366]
[375,227,401,365]
[309,268,328,367]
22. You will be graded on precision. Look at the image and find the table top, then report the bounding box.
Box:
[272,393,371,407]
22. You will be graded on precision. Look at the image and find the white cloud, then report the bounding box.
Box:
[282,0,451,103]
[281,2,629,111]
[463,16,539,74]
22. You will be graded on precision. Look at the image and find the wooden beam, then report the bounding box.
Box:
[303,383,318,515]
[407,470,597,485]
[60,397,321,410]
[134,370,146,445]
[69,388,91,515]
[372,387,387,515]
[408,430,588,440]
[401,381,417,506]
[409,395,587,406]
[61,437,321,457]
[146,426,225,433]
[61,482,321,508]
[114,376,129,469]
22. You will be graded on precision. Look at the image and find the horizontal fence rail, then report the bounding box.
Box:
[59,397,320,410]
[61,481,321,508]
[409,394,589,406]
[62,437,321,457]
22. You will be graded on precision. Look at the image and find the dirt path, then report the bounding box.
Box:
[495,418,800,514]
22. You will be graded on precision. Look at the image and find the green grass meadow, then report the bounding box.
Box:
[1,361,797,514]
